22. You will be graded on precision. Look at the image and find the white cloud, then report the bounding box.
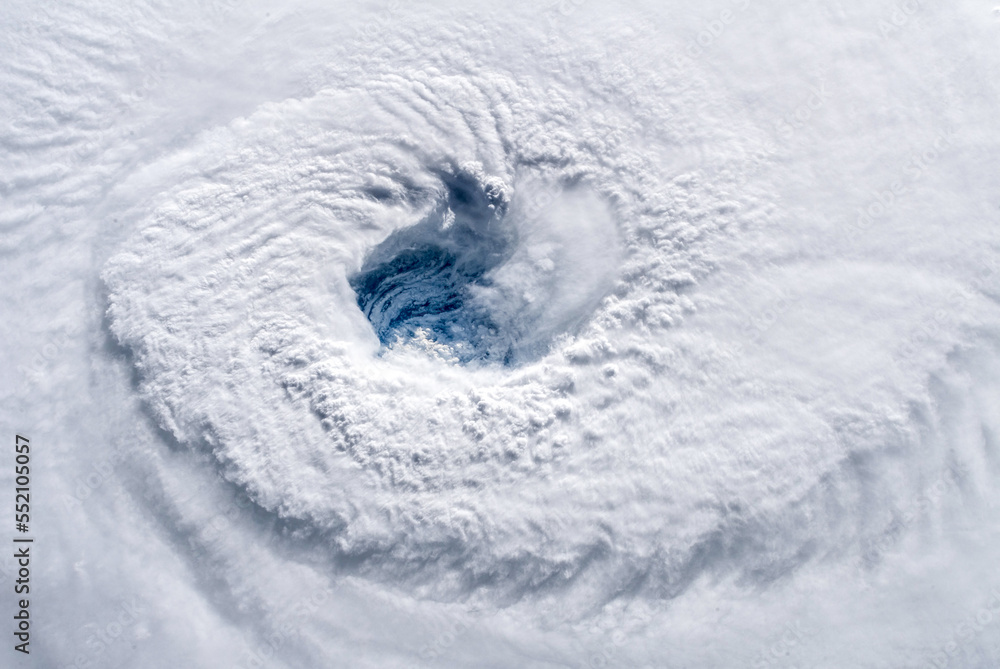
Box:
[3,0,1000,667]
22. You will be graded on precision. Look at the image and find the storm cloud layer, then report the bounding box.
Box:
[3,1,1000,668]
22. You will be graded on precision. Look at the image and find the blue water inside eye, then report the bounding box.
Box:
[349,170,516,364]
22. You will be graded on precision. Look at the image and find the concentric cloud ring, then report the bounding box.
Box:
[100,64,721,598]
[103,28,973,610]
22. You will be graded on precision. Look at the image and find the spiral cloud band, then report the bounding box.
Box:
[4,1,1000,667]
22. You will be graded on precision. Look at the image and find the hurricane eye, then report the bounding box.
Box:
[349,170,516,364]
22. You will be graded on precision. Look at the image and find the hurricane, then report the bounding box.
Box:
[4,1,1000,667]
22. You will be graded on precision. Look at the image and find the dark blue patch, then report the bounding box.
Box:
[349,169,516,364]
